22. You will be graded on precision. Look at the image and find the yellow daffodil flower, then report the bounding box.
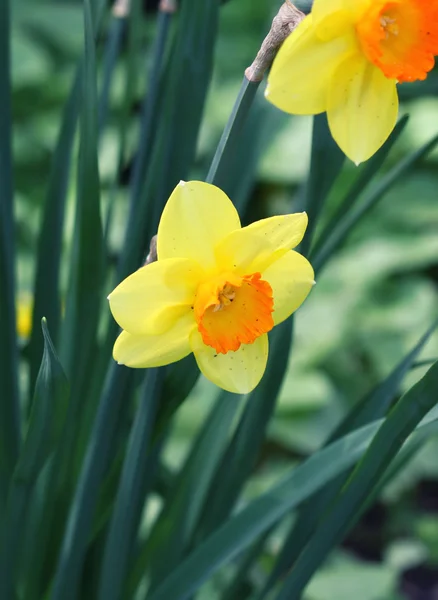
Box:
[266,0,438,164]
[108,181,314,394]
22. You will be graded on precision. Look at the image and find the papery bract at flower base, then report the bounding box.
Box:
[265,0,438,164]
[108,181,314,394]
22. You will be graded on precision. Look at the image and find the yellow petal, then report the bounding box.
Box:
[157,181,241,269]
[108,258,202,335]
[114,312,196,368]
[262,250,315,325]
[190,330,268,394]
[265,15,357,115]
[240,212,308,251]
[215,228,283,276]
[327,54,398,164]
[312,0,368,40]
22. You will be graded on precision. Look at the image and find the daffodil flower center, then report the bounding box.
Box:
[194,272,274,354]
[380,15,399,38]
[213,283,236,312]
[356,0,438,82]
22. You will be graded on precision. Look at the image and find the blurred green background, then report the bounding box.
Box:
[12,1,438,598]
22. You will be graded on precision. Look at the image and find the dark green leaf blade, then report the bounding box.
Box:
[0,319,69,599]
[0,0,20,512]
[257,318,438,599]
[197,319,293,542]
[97,369,163,600]
[274,361,438,600]
[28,71,80,396]
[146,391,244,592]
[60,0,105,396]
[147,419,385,600]
[50,363,133,600]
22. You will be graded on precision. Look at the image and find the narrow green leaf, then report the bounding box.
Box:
[118,0,220,279]
[128,8,173,213]
[375,417,438,495]
[60,0,105,394]
[98,13,126,135]
[50,363,133,600]
[331,318,438,439]
[16,320,70,483]
[29,0,109,398]
[0,319,68,599]
[28,71,80,395]
[300,113,345,256]
[147,411,438,600]
[220,529,273,600]
[147,419,384,600]
[257,319,438,599]
[197,319,293,542]
[153,354,200,439]
[146,392,244,592]
[274,361,438,600]
[0,0,20,511]
[97,369,163,600]
[312,132,438,272]
[310,115,409,260]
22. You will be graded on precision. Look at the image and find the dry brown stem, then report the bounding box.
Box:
[145,235,158,265]
[245,0,305,82]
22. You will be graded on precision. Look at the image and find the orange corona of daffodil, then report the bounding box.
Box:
[108,181,314,394]
[265,0,438,164]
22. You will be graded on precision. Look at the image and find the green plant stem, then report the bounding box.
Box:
[0,0,19,515]
[299,114,344,257]
[206,77,260,187]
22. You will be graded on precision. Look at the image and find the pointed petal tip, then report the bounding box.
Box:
[179,179,187,186]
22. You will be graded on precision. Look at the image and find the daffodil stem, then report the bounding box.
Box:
[207,1,306,190]
[206,77,260,187]
[245,1,305,83]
